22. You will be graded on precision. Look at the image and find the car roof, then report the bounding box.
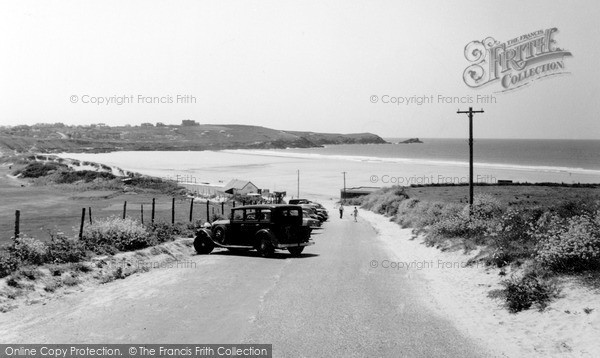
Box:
[232,204,301,210]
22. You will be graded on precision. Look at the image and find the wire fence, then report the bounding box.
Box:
[1,198,254,244]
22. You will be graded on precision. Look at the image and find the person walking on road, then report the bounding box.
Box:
[339,204,344,219]
[353,207,358,222]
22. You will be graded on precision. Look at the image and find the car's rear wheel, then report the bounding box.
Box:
[257,235,275,258]
[194,231,214,254]
[287,246,304,256]
[213,226,226,244]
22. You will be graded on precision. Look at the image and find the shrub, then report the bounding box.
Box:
[551,200,597,218]
[11,237,48,265]
[6,276,21,288]
[47,235,88,263]
[429,214,470,240]
[18,267,41,280]
[126,177,185,195]
[360,186,408,217]
[147,222,178,244]
[14,162,67,178]
[0,248,19,278]
[148,221,193,243]
[395,200,463,229]
[54,170,115,184]
[501,271,559,313]
[70,262,92,273]
[485,208,540,267]
[82,216,152,253]
[47,264,65,276]
[466,194,503,220]
[533,213,600,272]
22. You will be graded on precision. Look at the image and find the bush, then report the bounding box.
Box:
[147,221,180,244]
[11,237,48,265]
[429,214,470,240]
[82,216,152,253]
[126,177,185,195]
[18,267,41,280]
[485,208,540,267]
[14,162,67,178]
[47,235,88,263]
[54,170,115,184]
[0,248,19,278]
[395,200,462,229]
[360,186,408,217]
[533,213,600,272]
[551,200,597,218]
[501,271,559,313]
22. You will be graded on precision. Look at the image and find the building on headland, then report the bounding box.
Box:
[181,119,199,126]
[341,186,381,199]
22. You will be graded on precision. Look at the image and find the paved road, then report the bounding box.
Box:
[0,213,488,357]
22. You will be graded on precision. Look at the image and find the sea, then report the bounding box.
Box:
[59,138,600,201]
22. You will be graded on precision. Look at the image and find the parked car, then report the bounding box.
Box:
[302,209,322,229]
[289,199,329,221]
[289,199,311,205]
[194,205,314,257]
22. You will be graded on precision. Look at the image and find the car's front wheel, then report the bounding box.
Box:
[257,235,275,258]
[287,246,304,256]
[213,226,227,244]
[194,231,214,254]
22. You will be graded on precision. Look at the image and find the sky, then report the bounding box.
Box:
[1,0,599,139]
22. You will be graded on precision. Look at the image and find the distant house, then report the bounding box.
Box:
[223,179,259,195]
[181,119,199,126]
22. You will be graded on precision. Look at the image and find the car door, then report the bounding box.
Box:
[226,208,244,244]
[239,208,260,245]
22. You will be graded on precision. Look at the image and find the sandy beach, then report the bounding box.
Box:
[356,206,600,357]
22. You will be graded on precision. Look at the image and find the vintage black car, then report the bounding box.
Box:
[194,204,314,257]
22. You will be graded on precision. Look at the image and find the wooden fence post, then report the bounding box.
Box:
[206,200,210,222]
[141,204,144,225]
[79,208,86,239]
[88,207,93,224]
[189,198,194,222]
[221,202,224,215]
[171,198,175,224]
[14,210,20,239]
[151,198,156,223]
[122,201,127,219]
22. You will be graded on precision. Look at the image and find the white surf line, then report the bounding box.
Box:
[222,149,600,176]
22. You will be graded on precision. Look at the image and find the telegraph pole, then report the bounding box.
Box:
[456,107,484,210]
[297,169,300,198]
